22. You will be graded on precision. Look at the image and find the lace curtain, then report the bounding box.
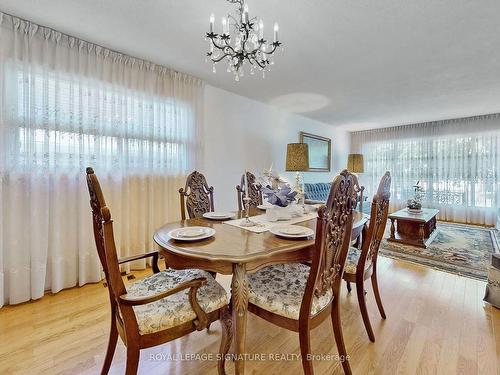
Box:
[0,13,204,307]
[351,115,500,226]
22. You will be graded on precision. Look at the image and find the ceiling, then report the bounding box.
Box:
[1,0,499,131]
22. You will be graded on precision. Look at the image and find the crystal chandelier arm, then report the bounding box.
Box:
[250,57,266,69]
[209,38,227,51]
[211,37,237,55]
[209,38,237,63]
[212,53,230,63]
[262,42,280,55]
[209,35,233,52]
[247,53,266,69]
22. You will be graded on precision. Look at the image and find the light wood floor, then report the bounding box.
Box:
[0,257,498,375]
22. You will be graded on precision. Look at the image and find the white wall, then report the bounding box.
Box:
[202,85,351,211]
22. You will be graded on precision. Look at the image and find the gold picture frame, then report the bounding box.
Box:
[300,132,331,172]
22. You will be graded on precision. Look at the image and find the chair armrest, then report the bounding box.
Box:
[118,250,159,264]
[119,277,207,306]
[119,277,210,330]
[118,250,161,273]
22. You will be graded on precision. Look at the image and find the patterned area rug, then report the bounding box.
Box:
[379,222,499,280]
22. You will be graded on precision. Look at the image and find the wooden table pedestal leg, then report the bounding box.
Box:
[231,263,249,375]
[419,223,425,245]
[390,218,396,239]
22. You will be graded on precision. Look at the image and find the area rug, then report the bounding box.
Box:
[379,222,499,280]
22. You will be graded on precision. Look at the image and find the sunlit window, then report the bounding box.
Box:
[6,67,194,174]
[363,134,499,208]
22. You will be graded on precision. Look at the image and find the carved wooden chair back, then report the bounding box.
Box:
[86,168,138,334]
[300,170,356,318]
[356,172,391,273]
[86,167,110,280]
[179,171,215,220]
[236,171,263,210]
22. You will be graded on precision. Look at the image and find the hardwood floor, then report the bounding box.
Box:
[0,257,498,375]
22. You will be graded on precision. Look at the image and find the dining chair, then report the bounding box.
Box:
[179,170,215,220]
[236,171,263,210]
[343,171,391,342]
[246,169,356,375]
[86,168,232,375]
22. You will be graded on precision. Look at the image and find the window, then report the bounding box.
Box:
[6,66,195,174]
[363,133,500,209]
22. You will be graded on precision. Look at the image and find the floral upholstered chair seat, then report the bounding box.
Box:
[125,268,228,335]
[247,263,333,320]
[344,246,372,274]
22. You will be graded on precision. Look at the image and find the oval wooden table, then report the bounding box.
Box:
[154,209,367,375]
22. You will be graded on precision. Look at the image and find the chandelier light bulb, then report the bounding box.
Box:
[274,23,279,42]
[222,17,228,34]
[209,14,215,32]
[243,4,249,20]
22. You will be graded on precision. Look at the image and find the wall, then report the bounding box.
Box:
[202,85,351,211]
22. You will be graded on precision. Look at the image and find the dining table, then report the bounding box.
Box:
[154,208,368,375]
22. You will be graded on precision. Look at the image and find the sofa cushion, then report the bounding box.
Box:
[304,182,331,202]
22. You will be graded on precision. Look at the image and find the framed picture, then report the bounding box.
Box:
[300,131,331,172]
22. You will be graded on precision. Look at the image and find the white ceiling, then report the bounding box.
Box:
[1,0,499,131]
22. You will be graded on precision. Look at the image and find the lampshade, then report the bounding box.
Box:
[347,154,364,173]
[286,143,309,172]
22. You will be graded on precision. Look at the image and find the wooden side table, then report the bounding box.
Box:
[388,208,439,248]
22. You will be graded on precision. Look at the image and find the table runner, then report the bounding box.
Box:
[224,212,317,233]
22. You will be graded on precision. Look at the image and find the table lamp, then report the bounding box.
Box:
[347,153,364,211]
[347,154,364,173]
[286,143,309,205]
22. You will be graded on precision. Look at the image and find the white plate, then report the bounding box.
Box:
[202,212,234,220]
[168,226,216,241]
[270,225,314,239]
[257,204,273,210]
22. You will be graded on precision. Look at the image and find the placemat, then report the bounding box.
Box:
[224,212,317,233]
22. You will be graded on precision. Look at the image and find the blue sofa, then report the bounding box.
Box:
[304,182,332,202]
[304,182,369,213]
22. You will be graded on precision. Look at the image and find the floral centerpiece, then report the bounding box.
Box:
[259,165,297,207]
[407,181,425,212]
[261,185,297,207]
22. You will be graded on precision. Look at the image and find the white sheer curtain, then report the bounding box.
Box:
[0,13,204,307]
[351,115,500,226]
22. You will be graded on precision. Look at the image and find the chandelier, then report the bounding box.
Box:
[206,0,282,81]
